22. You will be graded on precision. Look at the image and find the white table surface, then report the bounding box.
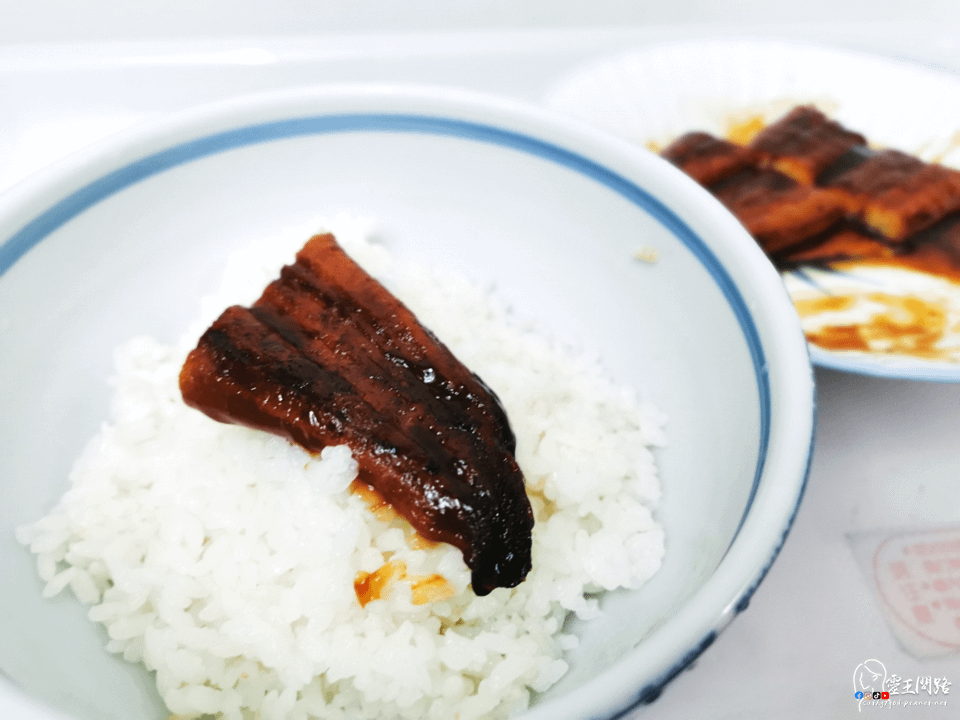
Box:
[4,22,960,720]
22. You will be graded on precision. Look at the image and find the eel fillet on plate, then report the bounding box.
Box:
[179,233,534,595]
[661,105,960,274]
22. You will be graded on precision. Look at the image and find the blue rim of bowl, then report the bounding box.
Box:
[0,113,772,521]
[613,420,814,717]
[0,110,782,718]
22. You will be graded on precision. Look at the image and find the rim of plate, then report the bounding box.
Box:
[0,83,814,720]
[809,345,960,382]
[542,36,960,383]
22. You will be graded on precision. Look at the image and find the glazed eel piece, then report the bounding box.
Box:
[661,105,960,271]
[179,233,534,595]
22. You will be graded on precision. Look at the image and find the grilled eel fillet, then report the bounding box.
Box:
[180,233,534,596]
[661,105,960,274]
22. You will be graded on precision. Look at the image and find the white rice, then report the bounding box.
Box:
[17,215,666,720]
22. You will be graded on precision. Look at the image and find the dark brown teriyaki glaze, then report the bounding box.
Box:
[179,233,534,595]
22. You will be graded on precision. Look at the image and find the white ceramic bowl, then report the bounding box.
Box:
[0,84,814,720]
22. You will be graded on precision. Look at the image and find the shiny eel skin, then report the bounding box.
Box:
[179,233,534,595]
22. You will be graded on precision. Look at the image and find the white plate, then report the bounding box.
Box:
[543,38,960,382]
[0,84,813,720]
